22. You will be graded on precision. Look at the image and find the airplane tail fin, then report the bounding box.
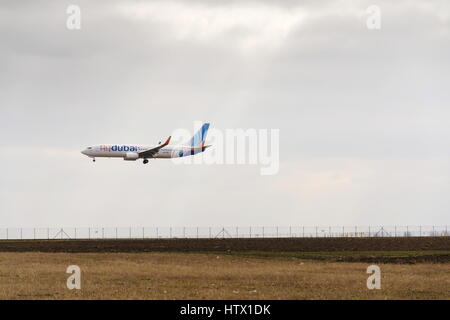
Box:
[186,123,210,148]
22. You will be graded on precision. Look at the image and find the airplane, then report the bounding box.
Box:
[81,123,210,164]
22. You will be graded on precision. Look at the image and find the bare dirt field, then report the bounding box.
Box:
[0,237,449,263]
[0,252,449,300]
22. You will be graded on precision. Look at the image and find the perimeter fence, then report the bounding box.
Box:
[0,225,448,240]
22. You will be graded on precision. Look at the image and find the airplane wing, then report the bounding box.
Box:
[138,136,171,158]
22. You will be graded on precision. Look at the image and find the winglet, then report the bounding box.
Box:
[163,136,171,146]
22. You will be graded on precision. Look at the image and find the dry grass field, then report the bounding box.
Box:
[0,252,449,300]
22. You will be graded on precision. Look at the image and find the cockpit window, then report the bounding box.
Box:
[87,147,92,150]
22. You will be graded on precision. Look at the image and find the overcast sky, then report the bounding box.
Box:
[1,0,449,228]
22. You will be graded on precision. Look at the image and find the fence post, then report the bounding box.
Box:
[74,228,76,240]
[289,226,292,238]
[262,227,265,238]
[368,226,371,237]
[303,226,305,238]
[170,227,172,238]
[315,226,318,237]
[156,227,159,239]
[420,226,422,237]
[34,228,36,240]
[143,227,145,239]
[196,227,199,239]
[115,227,118,239]
[209,227,211,238]
[276,226,279,238]
[250,227,252,238]
[236,227,238,238]
[6,228,8,240]
[47,228,49,240]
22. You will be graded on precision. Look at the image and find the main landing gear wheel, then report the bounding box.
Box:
[92,158,96,162]
[143,159,149,164]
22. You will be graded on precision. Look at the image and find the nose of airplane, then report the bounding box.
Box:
[81,149,87,155]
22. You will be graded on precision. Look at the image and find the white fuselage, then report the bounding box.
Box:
[81,144,205,160]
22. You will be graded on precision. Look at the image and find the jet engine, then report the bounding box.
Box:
[124,152,139,160]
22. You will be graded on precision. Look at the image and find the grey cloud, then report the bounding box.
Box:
[0,0,449,228]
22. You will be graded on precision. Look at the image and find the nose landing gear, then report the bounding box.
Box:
[92,158,96,162]
[143,159,149,164]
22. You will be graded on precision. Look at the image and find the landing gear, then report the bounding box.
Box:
[92,158,96,162]
[143,159,149,164]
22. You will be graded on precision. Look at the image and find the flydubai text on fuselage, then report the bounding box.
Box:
[81,123,210,164]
